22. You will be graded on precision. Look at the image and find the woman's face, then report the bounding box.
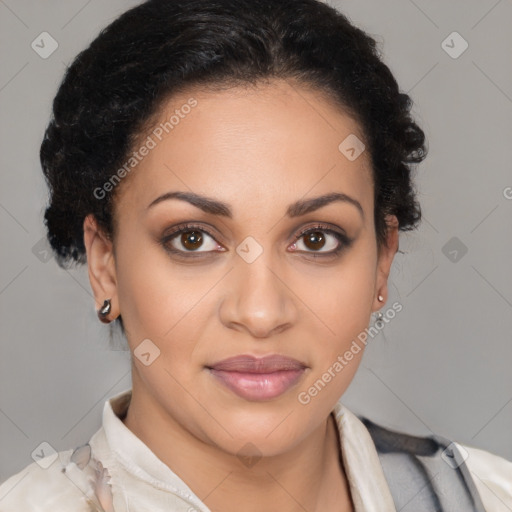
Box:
[86,78,398,457]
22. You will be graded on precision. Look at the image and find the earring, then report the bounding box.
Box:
[373,294,384,328]
[373,310,384,328]
[98,299,112,324]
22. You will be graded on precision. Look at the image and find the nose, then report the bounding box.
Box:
[218,251,298,339]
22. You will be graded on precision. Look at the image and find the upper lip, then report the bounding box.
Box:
[207,355,307,373]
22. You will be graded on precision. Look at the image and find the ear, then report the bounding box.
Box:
[372,214,399,312]
[83,214,119,321]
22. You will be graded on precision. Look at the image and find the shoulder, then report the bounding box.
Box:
[0,448,85,511]
[456,442,512,512]
[358,415,511,511]
[0,443,114,512]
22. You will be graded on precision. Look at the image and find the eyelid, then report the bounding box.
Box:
[162,222,219,240]
[295,222,348,240]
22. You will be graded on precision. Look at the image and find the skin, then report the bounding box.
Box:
[83,78,399,512]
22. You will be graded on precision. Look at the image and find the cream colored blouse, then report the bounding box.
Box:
[0,388,511,511]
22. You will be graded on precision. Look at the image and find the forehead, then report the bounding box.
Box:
[114,79,373,220]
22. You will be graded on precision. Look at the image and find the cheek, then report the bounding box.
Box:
[304,241,377,341]
[114,237,218,356]
[114,235,180,338]
[298,240,376,394]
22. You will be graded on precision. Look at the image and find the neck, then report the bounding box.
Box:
[122,376,353,511]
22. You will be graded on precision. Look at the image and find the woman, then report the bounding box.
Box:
[0,0,510,510]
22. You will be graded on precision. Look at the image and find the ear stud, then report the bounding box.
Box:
[98,299,112,323]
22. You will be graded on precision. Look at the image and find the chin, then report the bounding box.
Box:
[202,405,315,457]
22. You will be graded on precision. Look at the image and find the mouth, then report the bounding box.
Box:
[206,354,307,401]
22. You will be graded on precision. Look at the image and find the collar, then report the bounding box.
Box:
[94,388,396,512]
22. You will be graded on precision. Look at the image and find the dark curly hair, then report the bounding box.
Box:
[41,0,427,331]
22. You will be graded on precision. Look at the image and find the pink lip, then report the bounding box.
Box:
[207,355,307,401]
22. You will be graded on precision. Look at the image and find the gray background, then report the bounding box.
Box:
[0,0,511,483]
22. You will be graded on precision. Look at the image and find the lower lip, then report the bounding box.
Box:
[209,368,306,401]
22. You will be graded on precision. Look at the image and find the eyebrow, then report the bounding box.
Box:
[146,191,364,220]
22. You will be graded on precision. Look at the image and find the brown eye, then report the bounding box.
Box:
[291,225,351,257]
[162,224,224,256]
[303,231,326,251]
[180,230,203,251]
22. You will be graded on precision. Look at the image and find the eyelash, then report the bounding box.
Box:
[160,222,353,260]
